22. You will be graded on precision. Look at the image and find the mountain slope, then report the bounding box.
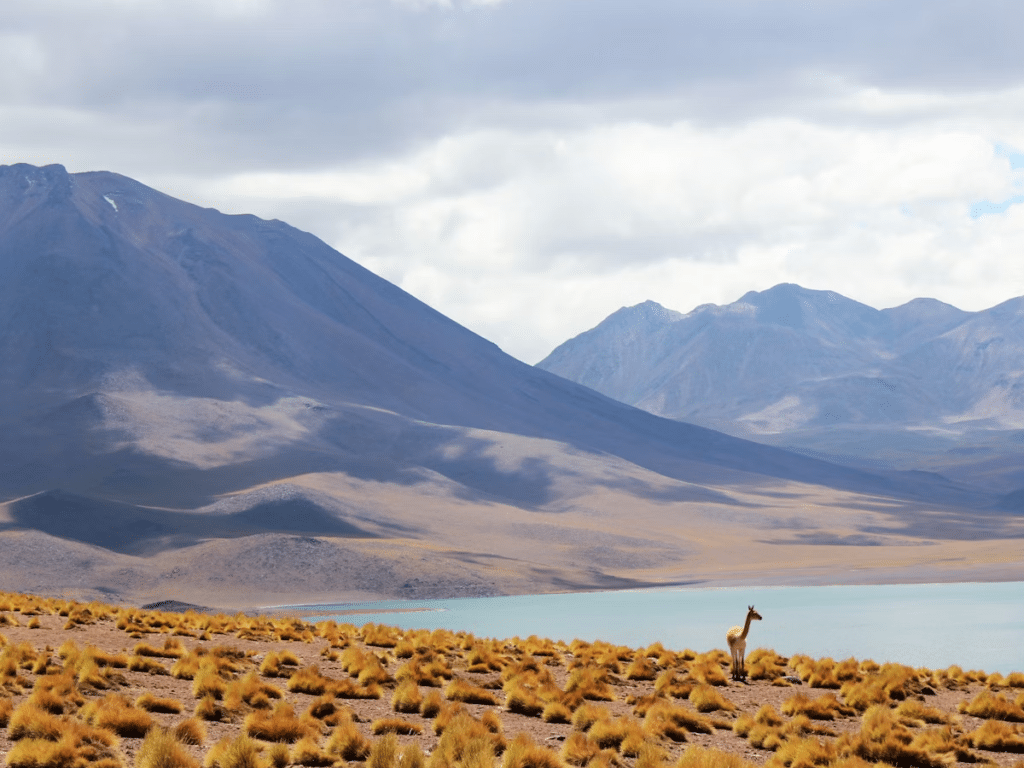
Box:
[537,284,1024,485]
[0,164,1018,606]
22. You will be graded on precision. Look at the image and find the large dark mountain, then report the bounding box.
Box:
[0,164,1013,605]
[537,284,1024,490]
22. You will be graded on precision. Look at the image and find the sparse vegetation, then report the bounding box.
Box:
[0,588,1022,768]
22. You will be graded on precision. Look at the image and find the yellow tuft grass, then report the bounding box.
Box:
[676,745,756,768]
[782,692,855,720]
[503,732,565,768]
[326,717,372,761]
[446,678,499,705]
[136,691,185,714]
[203,733,267,768]
[688,683,735,713]
[81,692,155,737]
[966,719,1024,752]
[174,717,208,746]
[244,700,316,743]
[959,690,1024,721]
[136,726,201,768]
[372,716,424,735]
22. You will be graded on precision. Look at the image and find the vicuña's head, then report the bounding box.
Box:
[748,605,762,621]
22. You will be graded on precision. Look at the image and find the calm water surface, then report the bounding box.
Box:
[299,582,1023,674]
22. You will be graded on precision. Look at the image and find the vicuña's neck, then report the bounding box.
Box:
[740,614,754,640]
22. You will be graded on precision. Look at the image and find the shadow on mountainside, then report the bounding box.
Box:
[3,490,380,556]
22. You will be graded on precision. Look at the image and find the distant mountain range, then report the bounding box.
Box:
[537,284,1024,491]
[0,164,1019,606]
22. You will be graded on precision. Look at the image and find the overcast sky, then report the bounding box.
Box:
[3,0,1024,363]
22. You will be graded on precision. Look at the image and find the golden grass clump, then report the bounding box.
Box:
[225,670,284,711]
[676,745,756,768]
[543,701,573,724]
[0,696,14,727]
[561,731,601,766]
[502,732,565,768]
[624,655,658,681]
[8,702,65,741]
[326,715,372,761]
[290,734,333,766]
[203,733,267,768]
[958,689,1024,721]
[781,692,855,721]
[392,677,424,713]
[195,694,228,722]
[372,716,424,735]
[420,688,446,718]
[688,683,736,713]
[893,699,954,726]
[136,726,201,768]
[81,692,156,737]
[244,700,317,743]
[446,677,500,705]
[429,710,505,768]
[174,716,208,746]
[287,664,332,695]
[564,667,615,702]
[136,691,185,713]
[745,648,788,682]
[834,704,949,768]
[966,718,1024,752]
[129,654,171,675]
[687,657,728,687]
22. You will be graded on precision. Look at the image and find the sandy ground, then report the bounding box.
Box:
[2,593,1024,767]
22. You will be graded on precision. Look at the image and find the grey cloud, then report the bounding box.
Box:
[6,0,1024,175]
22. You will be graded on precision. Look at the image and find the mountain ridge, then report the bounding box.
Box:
[1,163,1020,606]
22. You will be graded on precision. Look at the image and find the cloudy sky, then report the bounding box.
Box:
[3,0,1024,363]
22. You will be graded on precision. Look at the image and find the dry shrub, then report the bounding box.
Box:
[446,678,499,705]
[687,659,728,687]
[834,705,949,768]
[287,665,331,696]
[431,710,505,768]
[502,732,564,768]
[688,683,735,713]
[624,656,657,681]
[588,717,630,749]
[564,667,615,701]
[137,691,185,714]
[195,694,228,722]
[203,734,267,768]
[959,690,1024,722]
[244,701,315,743]
[745,649,788,682]
[506,683,545,717]
[420,688,445,718]
[1005,672,1024,688]
[562,731,601,766]
[129,655,171,675]
[781,692,854,720]
[225,670,283,710]
[332,677,382,699]
[326,717,371,761]
[174,717,208,746]
[894,699,953,726]
[768,735,838,768]
[8,702,64,740]
[966,719,1024,752]
[910,725,978,763]
[392,678,423,713]
[81,692,155,737]
[134,638,185,658]
[372,716,424,735]
[192,664,228,700]
[363,623,401,648]
[0,696,14,727]
[543,701,573,724]
[136,726,201,768]
[676,745,756,768]
[290,735,333,766]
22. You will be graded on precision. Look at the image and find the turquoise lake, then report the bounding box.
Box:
[299,581,1024,674]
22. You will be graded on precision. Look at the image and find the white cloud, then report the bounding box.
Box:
[197,87,1024,362]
